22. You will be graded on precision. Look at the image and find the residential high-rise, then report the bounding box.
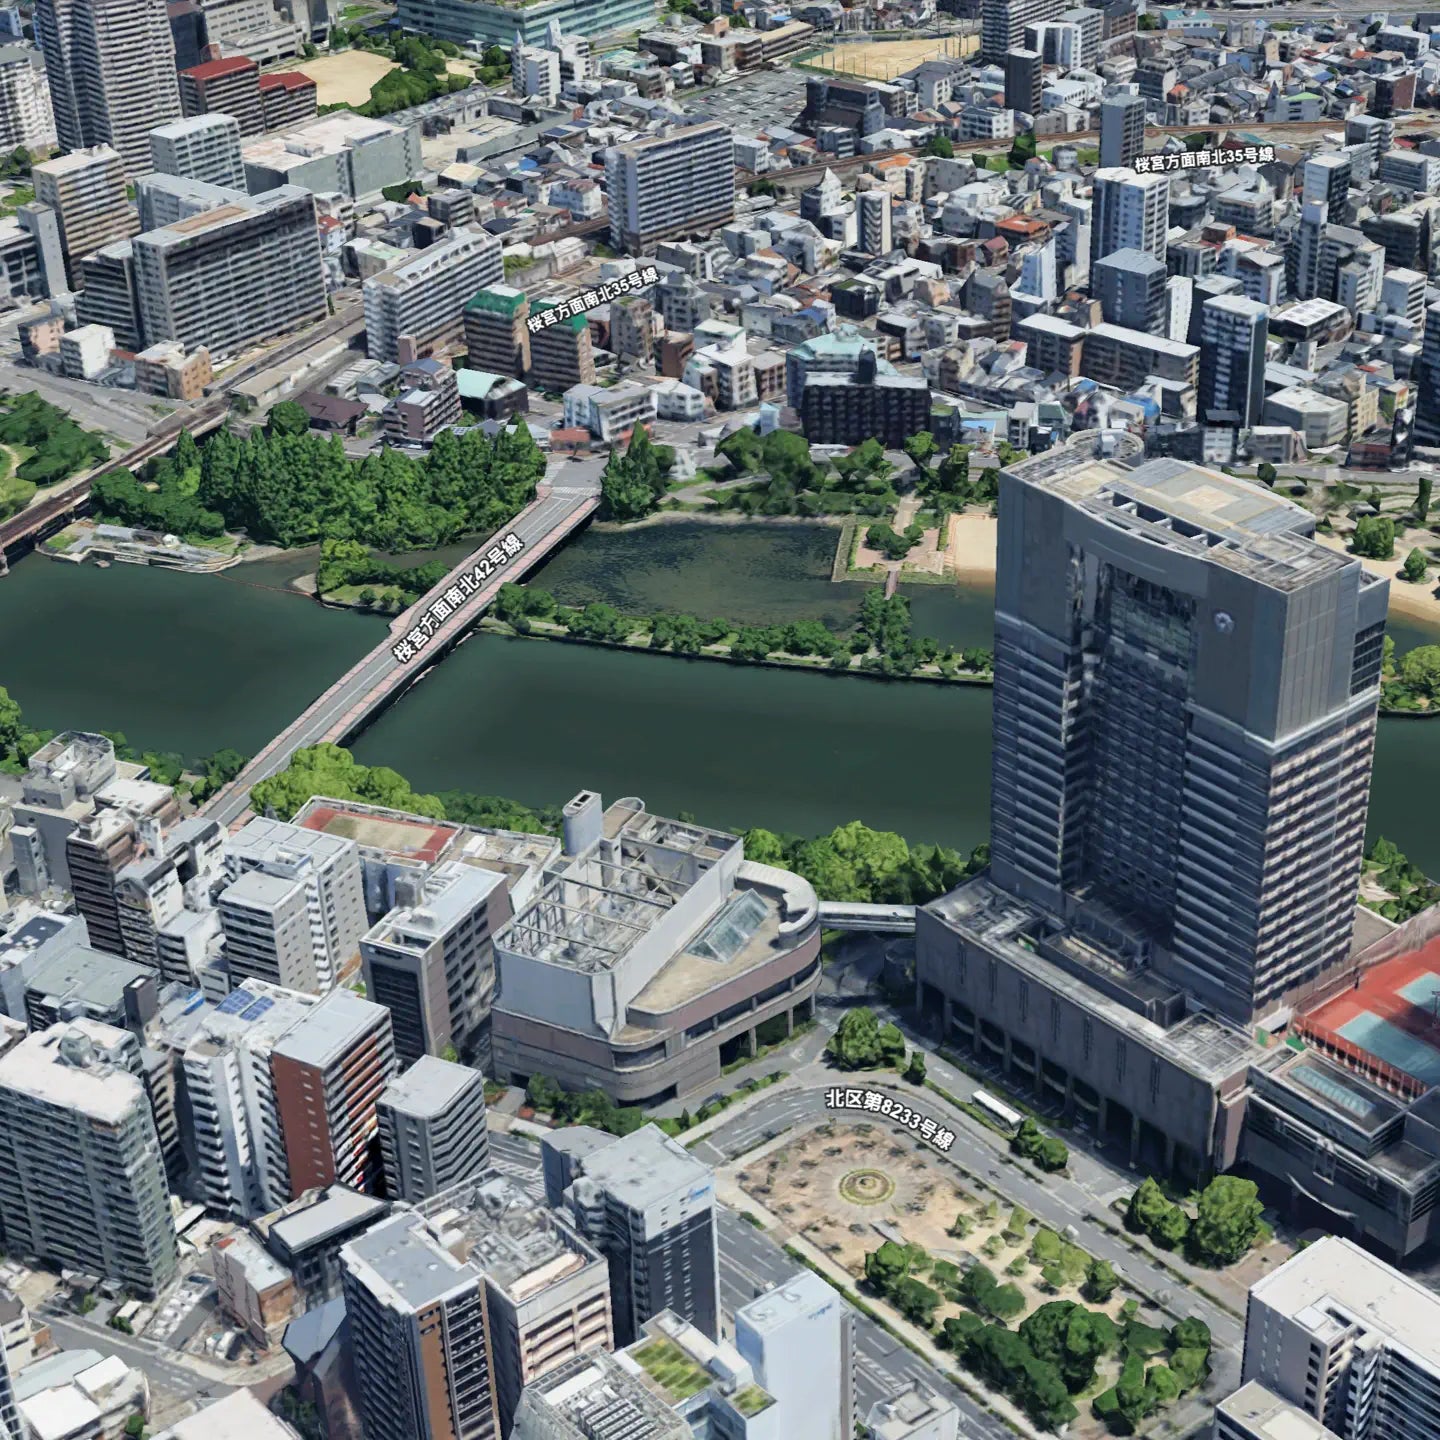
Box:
[982,0,1065,63]
[270,989,397,1198]
[223,816,368,996]
[1092,246,1167,333]
[0,47,55,154]
[857,188,891,257]
[548,1124,719,1346]
[364,226,504,364]
[1198,293,1268,427]
[133,184,326,359]
[34,0,181,177]
[527,298,595,391]
[1287,199,1326,302]
[341,1209,501,1440]
[1412,301,1440,445]
[359,859,512,1067]
[1003,47,1042,116]
[218,867,319,993]
[77,240,141,349]
[464,285,531,378]
[1241,1237,1440,1440]
[0,1334,16,1440]
[258,70,317,132]
[735,1271,853,1440]
[798,346,931,446]
[1099,92,1144,168]
[0,1020,177,1297]
[1090,167,1168,268]
[1302,152,1351,212]
[604,122,735,255]
[32,146,137,285]
[149,113,245,190]
[178,55,263,136]
[377,1056,490,1203]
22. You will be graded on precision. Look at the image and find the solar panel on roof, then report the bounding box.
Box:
[217,990,251,1015]
[242,996,275,1022]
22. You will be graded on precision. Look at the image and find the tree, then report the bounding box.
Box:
[1400,644,1440,697]
[267,400,311,437]
[1169,1316,1212,1355]
[1418,473,1433,521]
[1353,514,1395,559]
[924,134,954,158]
[1008,129,1038,167]
[864,1239,915,1294]
[1020,1302,1118,1393]
[1402,547,1429,583]
[249,743,447,821]
[904,1050,927,1085]
[1011,1117,1068,1172]
[599,430,659,521]
[894,1276,942,1327]
[829,1007,884,1068]
[903,430,939,483]
[1188,1175,1265,1265]
[1083,1258,1118,1303]
[1257,462,1277,485]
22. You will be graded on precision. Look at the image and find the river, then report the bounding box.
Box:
[2,522,1439,873]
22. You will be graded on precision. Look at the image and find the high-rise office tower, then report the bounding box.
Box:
[149,113,245,190]
[735,1271,854,1440]
[1092,246,1167,333]
[32,145,137,286]
[1090,167,1168,268]
[342,1210,500,1440]
[0,1021,177,1297]
[856,188,891,257]
[1198,293,1268,427]
[982,0,1065,62]
[1240,1237,1440,1440]
[548,1124,719,1346]
[133,185,326,359]
[1003,47,1043,117]
[378,1056,490,1204]
[605,122,735,255]
[1099,92,1144,168]
[34,0,181,178]
[270,989,398,1198]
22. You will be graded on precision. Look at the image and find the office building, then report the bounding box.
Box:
[378,1056,490,1203]
[857,188,891,257]
[360,857,512,1066]
[548,1124,718,1345]
[464,284,530,378]
[34,0,181,177]
[605,122,735,255]
[1018,312,1086,378]
[1093,247,1166,334]
[511,1350,689,1440]
[915,451,1388,1179]
[22,943,156,1033]
[33,146,137,285]
[149,113,245,190]
[212,1231,300,1348]
[223,816,368,996]
[982,0,1065,62]
[1090,167,1168,268]
[258,70,318,132]
[1241,1237,1440,1440]
[1198,293,1268,428]
[1216,1383,1340,1440]
[493,791,822,1105]
[1003,46,1042,116]
[1099,91,1143,168]
[866,1385,959,1440]
[271,988,397,1198]
[0,1021,177,1296]
[396,0,660,49]
[527,297,596,390]
[0,47,55,154]
[364,226,503,364]
[341,1209,500,1440]
[133,184,324,358]
[0,214,59,308]
[256,1183,387,1304]
[178,55,263,136]
[242,111,421,201]
[735,1271,853,1440]
[156,1390,303,1440]
[799,346,930,446]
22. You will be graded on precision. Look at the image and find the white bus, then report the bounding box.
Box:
[973,1088,1024,1133]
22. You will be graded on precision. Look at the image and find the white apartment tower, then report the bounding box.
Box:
[858,188,892,257]
[0,47,56,154]
[1090,167,1169,269]
[605,122,736,255]
[1242,1236,1440,1440]
[149,113,245,191]
[1198,293,1268,428]
[981,0,1065,63]
[34,0,181,178]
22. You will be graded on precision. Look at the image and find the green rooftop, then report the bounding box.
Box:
[467,285,527,316]
[630,1338,711,1403]
[531,297,587,333]
[731,1385,775,1417]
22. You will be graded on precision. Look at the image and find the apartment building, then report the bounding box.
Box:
[77,240,141,349]
[1082,321,1199,390]
[0,47,55,154]
[377,1056,491,1203]
[1198,293,1268,428]
[0,1021,177,1296]
[149,113,245,190]
[222,816,368,996]
[34,0,181,177]
[258,70,317,132]
[271,989,398,1198]
[364,226,504,364]
[605,122,735,255]
[981,0,1065,62]
[33,146,137,285]
[132,184,325,358]
[178,55,263,136]
[464,284,530,378]
[1090,167,1169,267]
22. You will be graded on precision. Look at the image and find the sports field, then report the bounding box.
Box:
[272,51,397,106]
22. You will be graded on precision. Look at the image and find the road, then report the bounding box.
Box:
[202,470,603,828]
